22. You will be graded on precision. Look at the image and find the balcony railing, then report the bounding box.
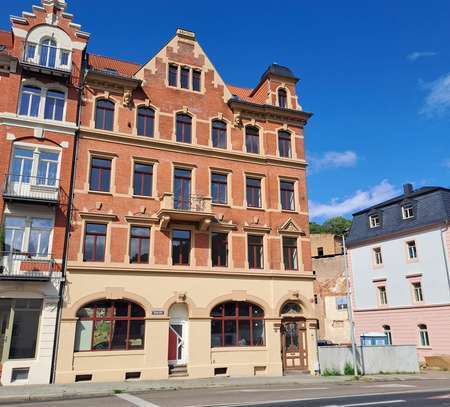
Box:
[21,41,72,75]
[3,174,60,204]
[0,252,55,281]
[157,193,215,230]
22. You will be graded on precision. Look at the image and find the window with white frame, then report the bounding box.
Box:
[418,324,430,346]
[3,215,53,256]
[336,296,348,310]
[383,325,392,345]
[19,85,41,117]
[378,286,388,305]
[19,84,66,121]
[412,282,424,302]
[369,213,380,228]
[401,203,414,219]
[373,247,383,265]
[406,240,417,259]
[10,146,60,186]
[44,90,65,121]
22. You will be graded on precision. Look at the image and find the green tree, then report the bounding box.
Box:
[309,222,324,234]
[321,216,352,236]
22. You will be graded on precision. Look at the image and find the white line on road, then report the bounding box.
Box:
[322,400,405,407]
[362,384,416,388]
[219,387,329,393]
[116,393,161,407]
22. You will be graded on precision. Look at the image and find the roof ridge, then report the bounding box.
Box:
[227,83,253,92]
[88,52,142,67]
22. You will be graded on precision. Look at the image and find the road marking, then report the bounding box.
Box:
[322,400,405,407]
[362,384,416,388]
[116,393,161,407]
[429,393,450,399]
[220,387,329,393]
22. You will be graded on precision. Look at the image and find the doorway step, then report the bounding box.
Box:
[283,369,310,376]
[169,364,188,377]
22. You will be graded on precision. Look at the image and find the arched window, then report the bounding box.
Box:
[278,130,292,158]
[383,325,392,345]
[212,119,227,148]
[278,88,288,108]
[176,113,192,143]
[19,85,41,117]
[44,89,65,121]
[210,301,264,347]
[281,302,302,315]
[418,324,430,347]
[95,99,114,130]
[245,126,259,154]
[39,38,57,68]
[74,299,145,352]
[137,107,155,137]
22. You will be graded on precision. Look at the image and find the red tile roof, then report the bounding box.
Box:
[87,53,141,77]
[227,84,267,104]
[0,30,13,49]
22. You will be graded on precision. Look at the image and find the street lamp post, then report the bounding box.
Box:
[342,233,359,377]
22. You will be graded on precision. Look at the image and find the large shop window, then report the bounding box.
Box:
[95,99,115,130]
[211,301,265,347]
[75,300,145,351]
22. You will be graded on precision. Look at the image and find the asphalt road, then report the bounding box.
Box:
[2,378,450,407]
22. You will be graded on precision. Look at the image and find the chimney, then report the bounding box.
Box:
[403,183,413,195]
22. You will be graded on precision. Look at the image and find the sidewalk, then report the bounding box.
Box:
[0,370,448,404]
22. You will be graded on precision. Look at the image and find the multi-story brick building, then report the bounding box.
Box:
[1,0,318,384]
[0,0,88,385]
[347,184,450,361]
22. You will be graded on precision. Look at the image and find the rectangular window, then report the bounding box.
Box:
[245,128,259,154]
[133,163,153,196]
[212,232,228,267]
[402,204,414,219]
[192,70,201,91]
[180,67,190,89]
[211,173,227,204]
[407,241,417,259]
[4,216,26,253]
[246,177,262,208]
[248,235,263,269]
[83,223,107,262]
[172,229,191,265]
[130,226,150,264]
[378,286,388,305]
[37,150,59,186]
[89,157,111,192]
[373,247,383,265]
[44,90,65,121]
[8,299,42,359]
[278,131,292,158]
[419,325,430,346]
[413,282,424,302]
[369,214,380,228]
[28,218,52,256]
[60,50,70,66]
[174,168,192,209]
[168,64,178,86]
[336,296,348,310]
[282,237,298,270]
[280,180,295,211]
[19,85,41,117]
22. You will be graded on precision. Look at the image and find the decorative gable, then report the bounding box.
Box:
[278,218,305,235]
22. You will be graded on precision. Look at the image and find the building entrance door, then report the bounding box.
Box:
[281,318,308,371]
[168,321,186,365]
[0,300,12,363]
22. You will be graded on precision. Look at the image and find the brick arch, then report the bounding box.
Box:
[275,293,314,319]
[162,294,198,318]
[205,293,272,318]
[62,290,152,319]
[90,94,120,130]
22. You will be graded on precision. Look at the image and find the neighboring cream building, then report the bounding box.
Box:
[312,234,351,345]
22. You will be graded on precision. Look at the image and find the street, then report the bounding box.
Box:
[1,377,449,407]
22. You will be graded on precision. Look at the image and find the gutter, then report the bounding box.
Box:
[49,53,87,384]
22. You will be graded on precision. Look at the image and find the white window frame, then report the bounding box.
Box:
[373,247,383,265]
[401,203,414,219]
[369,213,380,228]
[406,240,417,259]
[378,286,388,305]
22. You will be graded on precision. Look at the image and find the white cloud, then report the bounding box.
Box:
[420,73,450,117]
[407,51,437,61]
[309,150,358,173]
[309,180,399,220]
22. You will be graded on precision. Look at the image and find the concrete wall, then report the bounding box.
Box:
[318,345,419,375]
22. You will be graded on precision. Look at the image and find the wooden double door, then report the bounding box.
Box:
[281,318,308,371]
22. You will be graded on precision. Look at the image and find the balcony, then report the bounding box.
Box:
[3,174,60,204]
[157,193,216,230]
[21,41,72,78]
[0,253,55,282]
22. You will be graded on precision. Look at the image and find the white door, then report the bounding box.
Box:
[168,321,187,365]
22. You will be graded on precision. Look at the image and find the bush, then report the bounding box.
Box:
[344,362,355,375]
[322,368,341,376]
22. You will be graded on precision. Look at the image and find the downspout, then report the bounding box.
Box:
[49,52,86,384]
[439,220,450,295]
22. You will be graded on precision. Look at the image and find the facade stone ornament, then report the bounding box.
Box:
[123,89,132,107]
[233,113,242,127]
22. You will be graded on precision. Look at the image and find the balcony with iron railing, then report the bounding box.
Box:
[3,174,60,204]
[157,193,215,230]
[21,41,72,77]
[0,252,55,281]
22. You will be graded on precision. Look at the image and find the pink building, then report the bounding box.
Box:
[347,184,450,361]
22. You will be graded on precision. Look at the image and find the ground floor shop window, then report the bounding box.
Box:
[75,300,145,351]
[0,298,42,361]
[210,301,265,347]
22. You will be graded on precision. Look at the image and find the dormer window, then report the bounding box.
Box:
[278,88,288,108]
[369,213,380,228]
[401,203,414,219]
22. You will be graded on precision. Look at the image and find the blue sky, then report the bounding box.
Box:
[3,1,449,221]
